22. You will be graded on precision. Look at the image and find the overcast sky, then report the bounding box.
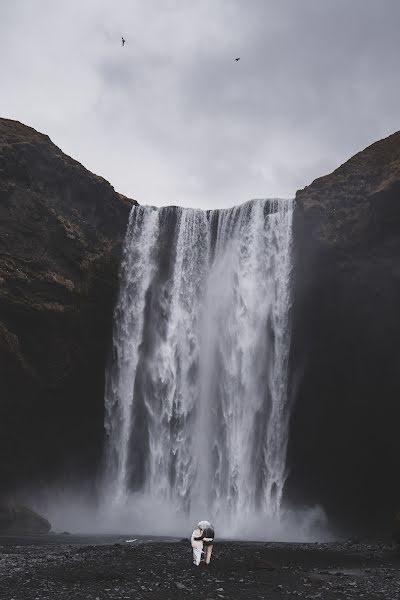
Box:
[1,0,399,208]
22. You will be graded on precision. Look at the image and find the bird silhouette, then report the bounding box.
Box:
[234,57,240,61]
[122,37,126,47]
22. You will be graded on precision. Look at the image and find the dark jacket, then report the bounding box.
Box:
[194,526,215,545]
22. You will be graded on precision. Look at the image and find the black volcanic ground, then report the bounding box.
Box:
[0,537,399,599]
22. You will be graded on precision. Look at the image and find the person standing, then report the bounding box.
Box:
[195,520,215,565]
[191,524,203,566]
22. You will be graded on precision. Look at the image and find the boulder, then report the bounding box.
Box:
[0,505,51,534]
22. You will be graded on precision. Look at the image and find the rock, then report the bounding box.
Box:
[0,505,51,534]
[175,581,187,589]
[0,118,136,494]
[287,130,400,530]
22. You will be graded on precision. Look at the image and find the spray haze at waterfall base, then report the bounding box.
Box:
[40,199,328,540]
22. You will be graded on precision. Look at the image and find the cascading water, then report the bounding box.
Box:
[104,199,293,533]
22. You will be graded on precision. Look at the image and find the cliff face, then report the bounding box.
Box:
[0,119,136,494]
[288,132,400,528]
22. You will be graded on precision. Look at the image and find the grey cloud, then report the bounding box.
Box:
[0,0,399,208]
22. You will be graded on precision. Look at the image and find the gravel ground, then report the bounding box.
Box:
[0,536,399,599]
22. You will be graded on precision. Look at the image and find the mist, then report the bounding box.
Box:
[30,485,331,543]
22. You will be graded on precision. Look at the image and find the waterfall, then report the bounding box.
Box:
[104,199,293,528]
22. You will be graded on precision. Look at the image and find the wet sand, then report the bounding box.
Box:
[0,536,399,599]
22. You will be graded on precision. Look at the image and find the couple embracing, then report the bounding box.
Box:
[191,520,215,566]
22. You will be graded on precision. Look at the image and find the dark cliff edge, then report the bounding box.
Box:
[0,118,136,496]
[287,131,400,530]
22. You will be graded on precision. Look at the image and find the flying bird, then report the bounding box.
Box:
[234,57,240,62]
[122,37,126,47]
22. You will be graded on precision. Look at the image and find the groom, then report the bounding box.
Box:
[191,520,215,565]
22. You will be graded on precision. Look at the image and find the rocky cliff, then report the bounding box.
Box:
[0,118,136,495]
[288,132,400,529]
